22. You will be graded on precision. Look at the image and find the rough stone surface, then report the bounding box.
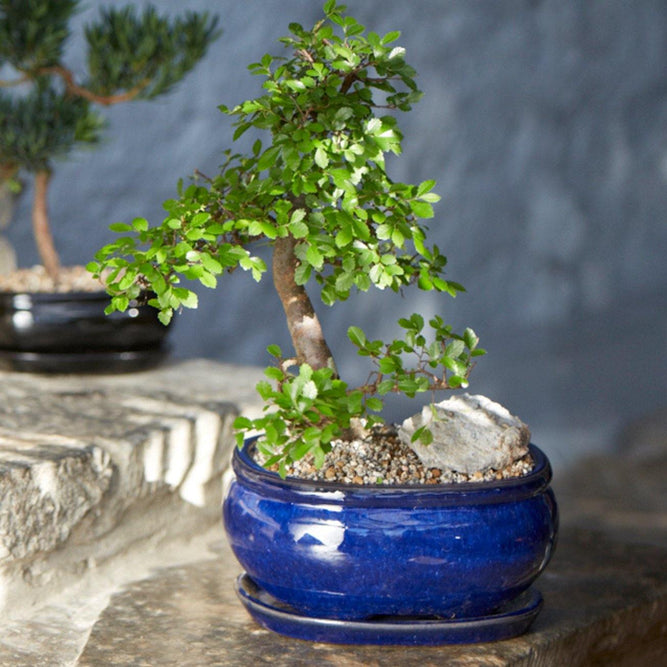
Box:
[399,394,531,473]
[74,528,667,667]
[555,453,667,551]
[0,359,264,619]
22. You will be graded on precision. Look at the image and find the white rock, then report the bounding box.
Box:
[398,394,531,473]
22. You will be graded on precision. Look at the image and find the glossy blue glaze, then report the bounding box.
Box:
[223,439,558,623]
[235,574,544,645]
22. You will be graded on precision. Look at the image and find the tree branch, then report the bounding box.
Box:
[38,65,149,106]
[0,74,30,87]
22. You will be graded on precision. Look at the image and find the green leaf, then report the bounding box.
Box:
[201,254,223,273]
[177,290,199,309]
[290,220,309,238]
[365,397,384,412]
[294,262,312,285]
[314,146,329,168]
[256,380,274,400]
[377,379,395,394]
[289,208,308,237]
[378,357,398,373]
[463,327,480,350]
[267,344,282,358]
[416,179,436,197]
[233,416,253,430]
[199,272,217,288]
[391,228,405,247]
[445,340,465,358]
[158,309,173,326]
[335,271,355,293]
[302,380,318,400]
[306,244,324,270]
[347,326,366,347]
[290,208,306,225]
[347,391,363,415]
[335,227,353,248]
[381,30,401,45]
[410,200,435,219]
[448,375,468,389]
[264,367,284,381]
[411,425,433,445]
[257,146,280,170]
[109,223,133,233]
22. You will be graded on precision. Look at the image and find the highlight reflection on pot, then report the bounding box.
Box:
[290,519,346,561]
[12,310,33,330]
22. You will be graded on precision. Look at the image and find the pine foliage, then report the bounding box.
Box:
[0,0,219,174]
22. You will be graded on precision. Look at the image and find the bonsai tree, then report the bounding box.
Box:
[0,0,219,284]
[90,1,485,473]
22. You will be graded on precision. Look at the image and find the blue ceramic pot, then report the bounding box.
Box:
[223,439,558,625]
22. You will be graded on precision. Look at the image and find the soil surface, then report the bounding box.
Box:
[256,425,535,485]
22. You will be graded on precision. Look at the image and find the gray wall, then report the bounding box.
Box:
[7,0,667,470]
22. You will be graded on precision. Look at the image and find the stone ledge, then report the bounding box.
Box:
[0,360,264,618]
[74,527,667,667]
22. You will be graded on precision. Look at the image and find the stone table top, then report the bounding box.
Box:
[76,527,667,667]
[76,439,667,666]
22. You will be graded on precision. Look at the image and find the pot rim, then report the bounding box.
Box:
[231,436,553,506]
[0,289,155,304]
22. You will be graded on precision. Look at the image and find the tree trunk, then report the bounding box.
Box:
[273,235,337,373]
[32,170,61,283]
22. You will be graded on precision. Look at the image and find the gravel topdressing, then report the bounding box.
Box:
[0,265,106,293]
[255,425,535,486]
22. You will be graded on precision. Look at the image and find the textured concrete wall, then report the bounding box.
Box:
[5,0,667,469]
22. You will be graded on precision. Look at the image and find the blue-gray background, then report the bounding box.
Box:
[6,0,667,471]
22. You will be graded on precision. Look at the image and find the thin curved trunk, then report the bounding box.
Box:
[32,169,61,282]
[273,235,336,373]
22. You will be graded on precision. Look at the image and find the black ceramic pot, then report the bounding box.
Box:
[0,290,172,373]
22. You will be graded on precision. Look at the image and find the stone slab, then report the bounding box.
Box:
[73,434,667,666]
[554,450,667,549]
[0,360,264,618]
[75,527,667,667]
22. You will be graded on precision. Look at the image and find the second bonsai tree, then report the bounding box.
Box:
[0,0,219,285]
[90,0,485,473]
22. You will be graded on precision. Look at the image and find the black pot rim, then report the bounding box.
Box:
[0,289,152,303]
